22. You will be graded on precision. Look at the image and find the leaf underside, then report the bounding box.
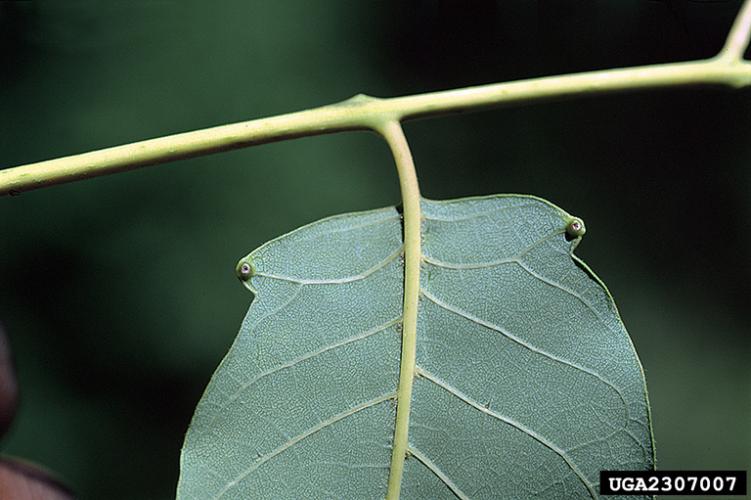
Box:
[178,195,654,499]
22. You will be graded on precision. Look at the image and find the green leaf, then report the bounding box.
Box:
[178,195,654,499]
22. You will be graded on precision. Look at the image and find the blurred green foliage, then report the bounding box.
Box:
[1,2,749,498]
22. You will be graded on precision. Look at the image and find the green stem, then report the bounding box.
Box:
[3,0,751,197]
[719,0,751,61]
[376,120,421,500]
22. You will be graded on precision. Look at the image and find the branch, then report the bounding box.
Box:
[720,0,751,61]
[2,0,751,197]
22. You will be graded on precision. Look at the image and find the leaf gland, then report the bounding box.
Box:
[235,259,255,281]
[565,217,586,240]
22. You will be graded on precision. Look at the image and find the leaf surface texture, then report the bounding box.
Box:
[179,195,654,499]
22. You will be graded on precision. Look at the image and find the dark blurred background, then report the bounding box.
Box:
[1,1,749,498]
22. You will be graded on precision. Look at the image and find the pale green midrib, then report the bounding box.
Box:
[380,121,421,500]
